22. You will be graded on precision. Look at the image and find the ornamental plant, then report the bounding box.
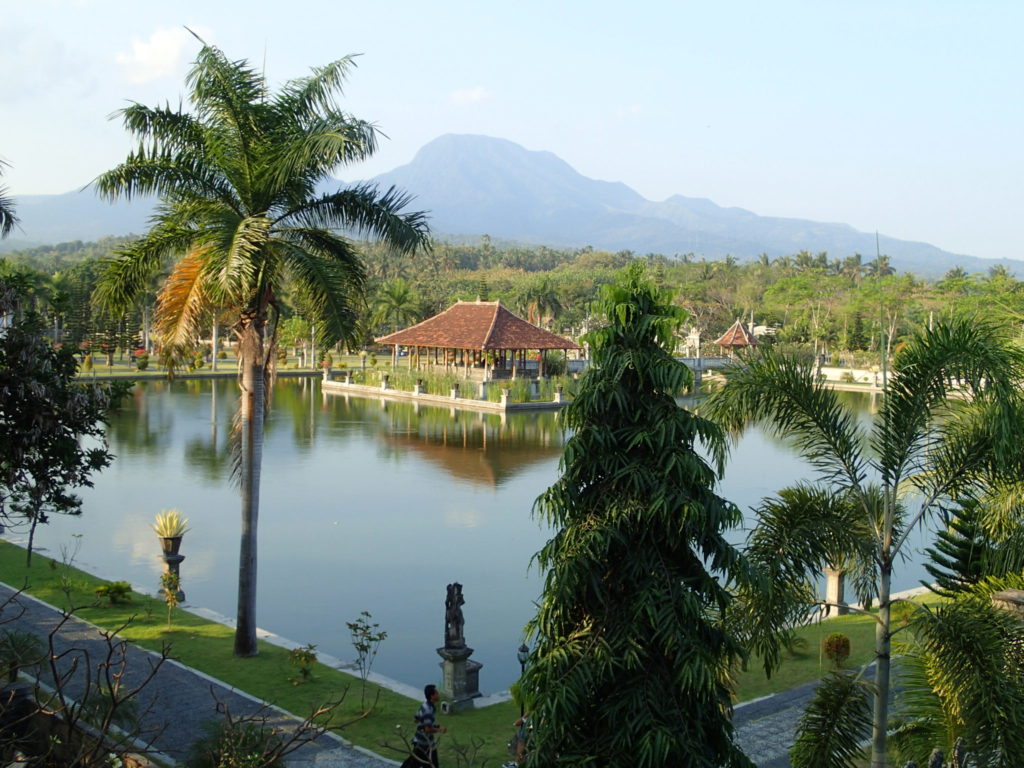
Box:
[824,632,851,668]
[152,509,190,538]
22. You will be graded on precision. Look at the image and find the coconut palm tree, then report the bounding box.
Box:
[94,39,429,656]
[0,159,18,238]
[371,277,420,333]
[703,317,1024,767]
[518,277,563,327]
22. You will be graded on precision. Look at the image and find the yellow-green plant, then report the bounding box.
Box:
[152,509,189,538]
[161,571,181,629]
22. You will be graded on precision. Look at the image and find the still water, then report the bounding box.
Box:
[21,379,933,691]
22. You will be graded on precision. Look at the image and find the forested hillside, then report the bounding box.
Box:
[2,236,1021,365]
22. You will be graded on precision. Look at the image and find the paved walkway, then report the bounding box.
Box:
[0,584,394,767]
[0,581,858,767]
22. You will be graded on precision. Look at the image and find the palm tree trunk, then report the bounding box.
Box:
[871,561,892,767]
[234,324,264,657]
[871,530,895,766]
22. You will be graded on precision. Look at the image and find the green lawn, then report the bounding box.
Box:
[0,539,929,765]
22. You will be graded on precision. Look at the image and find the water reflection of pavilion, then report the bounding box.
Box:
[379,408,564,488]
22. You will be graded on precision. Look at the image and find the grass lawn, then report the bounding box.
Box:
[0,539,929,765]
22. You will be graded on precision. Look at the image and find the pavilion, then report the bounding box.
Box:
[714,318,759,356]
[375,299,581,380]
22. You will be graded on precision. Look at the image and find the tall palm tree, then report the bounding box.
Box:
[371,277,420,333]
[703,318,1024,767]
[0,159,18,238]
[94,39,429,656]
[518,277,563,326]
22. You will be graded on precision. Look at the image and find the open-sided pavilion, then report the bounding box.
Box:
[375,299,581,381]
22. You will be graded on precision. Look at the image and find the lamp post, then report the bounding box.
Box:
[516,643,530,717]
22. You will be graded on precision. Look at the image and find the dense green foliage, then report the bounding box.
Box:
[923,499,995,597]
[704,318,1024,767]
[790,671,874,768]
[891,591,1024,767]
[5,235,1024,364]
[522,263,751,768]
[0,277,117,557]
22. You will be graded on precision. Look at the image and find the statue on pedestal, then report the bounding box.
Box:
[436,582,482,711]
[444,582,466,649]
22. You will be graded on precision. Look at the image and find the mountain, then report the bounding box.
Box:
[372,134,1003,277]
[2,190,154,251]
[4,134,1014,277]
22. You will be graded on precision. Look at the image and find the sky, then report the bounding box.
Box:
[2,1,1021,261]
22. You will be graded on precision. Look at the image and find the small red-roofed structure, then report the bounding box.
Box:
[714,319,758,356]
[376,300,581,379]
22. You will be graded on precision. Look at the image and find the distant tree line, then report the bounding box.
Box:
[3,237,1022,364]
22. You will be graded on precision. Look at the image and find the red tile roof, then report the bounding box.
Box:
[376,300,581,351]
[714,319,758,347]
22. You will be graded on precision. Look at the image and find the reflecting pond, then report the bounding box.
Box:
[19,379,933,691]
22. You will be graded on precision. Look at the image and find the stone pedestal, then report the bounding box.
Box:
[992,589,1024,620]
[824,566,847,615]
[437,645,482,712]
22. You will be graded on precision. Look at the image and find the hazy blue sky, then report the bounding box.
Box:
[2,1,1021,261]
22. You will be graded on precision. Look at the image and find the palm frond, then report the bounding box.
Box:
[152,249,213,346]
[0,185,18,238]
[274,55,359,119]
[94,148,235,206]
[876,317,1024,486]
[701,349,868,489]
[93,222,197,314]
[275,233,365,348]
[0,160,18,238]
[278,184,430,255]
[895,598,1024,767]
[113,102,205,155]
[269,116,379,193]
[790,671,875,768]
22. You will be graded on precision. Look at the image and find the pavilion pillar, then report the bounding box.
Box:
[539,350,544,378]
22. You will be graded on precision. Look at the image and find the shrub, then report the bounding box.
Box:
[543,352,567,376]
[824,632,850,668]
[95,580,133,605]
[839,371,855,383]
[0,629,43,683]
[287,644,317,684]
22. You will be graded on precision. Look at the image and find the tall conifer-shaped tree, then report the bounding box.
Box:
[522,263,752,768]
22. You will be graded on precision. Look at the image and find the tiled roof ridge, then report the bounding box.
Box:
[714,318,757,346]
[481,301,503,347]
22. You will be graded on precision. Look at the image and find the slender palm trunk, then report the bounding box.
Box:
[234,324,264,656]
[871,494,896,767]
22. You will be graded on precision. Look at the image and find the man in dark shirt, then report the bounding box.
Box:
[401,684,446,767]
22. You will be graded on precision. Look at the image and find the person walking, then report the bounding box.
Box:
[401,684,446,768]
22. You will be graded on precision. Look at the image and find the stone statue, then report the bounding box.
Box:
[444,582,466,649]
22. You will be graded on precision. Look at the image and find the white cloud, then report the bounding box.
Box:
[449,87,493,106]
[615,104,642,118]
[115,27,194,85]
